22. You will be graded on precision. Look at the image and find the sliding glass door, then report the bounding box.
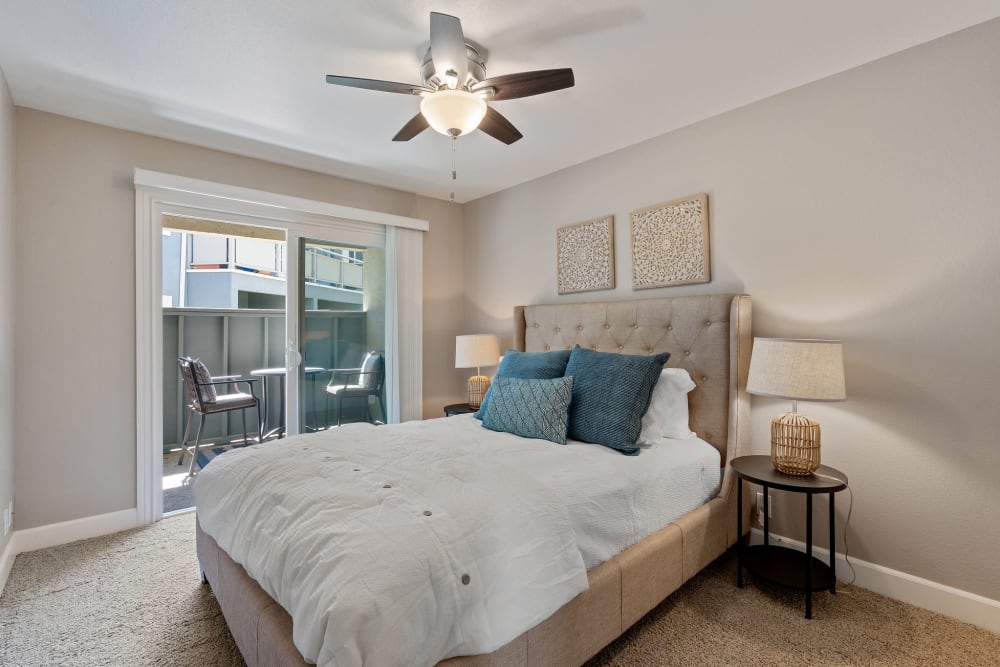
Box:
[138,169,426,524]
[160,216,289,511]
[297,240,386,431]
[159,211,388,513]
[278,222,387,439]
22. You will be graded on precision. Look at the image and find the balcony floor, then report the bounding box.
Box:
[161,448,197,514]
[161,441,257,514]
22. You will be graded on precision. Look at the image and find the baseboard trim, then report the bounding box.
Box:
[749,528,1000,634]
[0,535,16,597]
[15,508,141,554]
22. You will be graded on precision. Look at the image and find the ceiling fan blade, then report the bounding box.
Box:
[392,113,430,141]
[478,107,523,145]
[429,12,468,88]
[470,68,575,101]
[325,75,432,96]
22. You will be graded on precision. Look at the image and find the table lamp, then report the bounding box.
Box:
[746,338,846,475]
[455,334,501,409]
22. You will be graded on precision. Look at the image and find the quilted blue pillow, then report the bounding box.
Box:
[474,348,572,419]
[481,375,574,444]
[564,345,671,455]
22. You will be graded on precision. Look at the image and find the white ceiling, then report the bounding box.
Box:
[1,1,997,203]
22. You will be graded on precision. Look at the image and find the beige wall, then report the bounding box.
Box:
[13,109,464,529]
[0,68,14,551]
[462,19,1000,600]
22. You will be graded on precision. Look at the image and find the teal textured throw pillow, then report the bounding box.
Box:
[564,345,671,455]
[481,375,574,444]
[474,348,572,419]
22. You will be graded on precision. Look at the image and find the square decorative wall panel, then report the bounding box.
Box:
[630,193,710,289]
[556,215,615,294]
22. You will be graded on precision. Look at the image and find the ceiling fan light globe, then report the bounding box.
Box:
[420,89,487,137]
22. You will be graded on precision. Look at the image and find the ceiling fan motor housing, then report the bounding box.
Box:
[420,44,486,90]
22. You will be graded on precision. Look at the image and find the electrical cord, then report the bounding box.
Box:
[812,472,856,587]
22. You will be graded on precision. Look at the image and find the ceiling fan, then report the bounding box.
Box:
[325,12,575,145]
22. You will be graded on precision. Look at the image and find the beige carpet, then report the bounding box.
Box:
[2,513,998,667]
[1,512,243,667]
[587,557,1000,667]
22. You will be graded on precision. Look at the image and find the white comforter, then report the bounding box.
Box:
[194,418,590,667]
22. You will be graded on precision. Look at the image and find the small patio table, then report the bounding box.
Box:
[250,366,325,439]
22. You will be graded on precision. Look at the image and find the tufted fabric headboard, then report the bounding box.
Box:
[513,294,751,475]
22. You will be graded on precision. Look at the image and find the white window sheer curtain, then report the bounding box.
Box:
[385,225,424,423]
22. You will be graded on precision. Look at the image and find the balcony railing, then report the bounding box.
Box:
[163,308,370,451]
[303,246,363,292]
[185,236,363,291]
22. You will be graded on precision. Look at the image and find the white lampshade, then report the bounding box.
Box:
[420,90,487,137]
[747,338,846,402]
[748,338,845,476]
[455,334,500,369]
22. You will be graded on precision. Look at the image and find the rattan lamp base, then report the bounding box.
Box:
[771,412,821,476]
[467,375,491,409]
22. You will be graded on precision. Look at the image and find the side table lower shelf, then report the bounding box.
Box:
[743,545,834,592]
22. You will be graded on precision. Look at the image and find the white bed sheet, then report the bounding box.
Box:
[194,415,720,666]
[445,414,721,569]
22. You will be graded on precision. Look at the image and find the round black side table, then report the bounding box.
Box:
[731,454,848,619]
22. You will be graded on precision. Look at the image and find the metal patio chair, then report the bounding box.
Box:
[325,350,386,426]
[177,357,262,476]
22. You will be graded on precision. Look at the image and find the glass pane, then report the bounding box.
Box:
[300,240,385,430]
[161,221,286,513]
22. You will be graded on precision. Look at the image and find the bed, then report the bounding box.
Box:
[195,293,752,666]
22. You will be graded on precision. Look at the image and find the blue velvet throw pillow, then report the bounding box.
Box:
[481,375,574,444]
[474,348,572,419]
[564,345,671,455]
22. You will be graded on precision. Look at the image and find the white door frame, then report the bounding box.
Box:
[135,169,427,525]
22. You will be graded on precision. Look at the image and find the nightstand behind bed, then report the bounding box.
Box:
[443,402,477,416]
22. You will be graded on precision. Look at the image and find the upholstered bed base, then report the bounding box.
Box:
[197,488,748,667]
[196,294,753,666]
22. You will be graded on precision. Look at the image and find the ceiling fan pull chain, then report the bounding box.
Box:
[448,137,458,202]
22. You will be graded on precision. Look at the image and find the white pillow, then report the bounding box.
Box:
[638,368,697,444]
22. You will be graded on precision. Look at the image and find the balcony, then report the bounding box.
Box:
[161,226,386,513]
[162,308,375,451]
